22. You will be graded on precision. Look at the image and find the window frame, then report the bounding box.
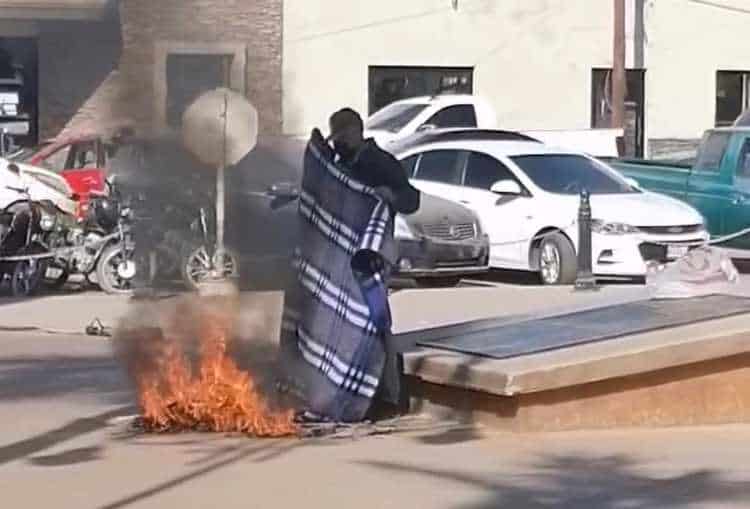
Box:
[694,131,732,174]
[153,41,247,130]
[459,149,529,195]
[426,104,478,129]
[715,70,750,127]
[368,65,474,114]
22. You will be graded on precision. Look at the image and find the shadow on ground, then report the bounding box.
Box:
[0,355,131,403]
[360,453,750,508]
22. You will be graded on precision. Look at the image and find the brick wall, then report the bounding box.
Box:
[37,15,122,139]
[118,0,283,135]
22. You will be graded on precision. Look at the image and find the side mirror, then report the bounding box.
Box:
[490,179,523,195]
[624,177,641,190]
[417,124,437,133]
[7,163,20,175]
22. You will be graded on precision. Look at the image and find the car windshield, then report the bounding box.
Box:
[365,103,428,133]
[511,154,637,195]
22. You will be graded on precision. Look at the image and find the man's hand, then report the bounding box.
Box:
[373,186,396,204]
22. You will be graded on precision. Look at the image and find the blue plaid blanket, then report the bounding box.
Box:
[280,133,395,422]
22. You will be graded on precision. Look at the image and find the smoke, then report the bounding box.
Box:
[107,131,305,291]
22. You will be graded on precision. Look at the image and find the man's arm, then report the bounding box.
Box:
[373,149,421,215]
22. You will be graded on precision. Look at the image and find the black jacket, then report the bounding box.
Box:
[345,139,421,215]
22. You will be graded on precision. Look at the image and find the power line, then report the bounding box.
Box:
[684,0,750,15]
[288,0,494,44]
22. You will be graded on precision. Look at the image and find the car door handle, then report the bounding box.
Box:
[459,200,470,204]
[732,195,747,205]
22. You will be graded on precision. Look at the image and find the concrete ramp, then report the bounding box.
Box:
[403,296,750,433]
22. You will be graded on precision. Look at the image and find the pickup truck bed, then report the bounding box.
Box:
[608,128,750,250]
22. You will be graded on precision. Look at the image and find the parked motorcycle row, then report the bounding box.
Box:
[0,167,237,298]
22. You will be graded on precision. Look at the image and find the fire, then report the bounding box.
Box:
[125,300,297,438]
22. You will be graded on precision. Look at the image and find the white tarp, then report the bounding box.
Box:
[646,247,741,300]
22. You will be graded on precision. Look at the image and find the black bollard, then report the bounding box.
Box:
[574,189,598,291]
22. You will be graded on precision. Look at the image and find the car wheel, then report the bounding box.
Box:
[537,232,576,285]
[415,277,462,288]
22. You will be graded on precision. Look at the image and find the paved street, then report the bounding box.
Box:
[1,285,750,508]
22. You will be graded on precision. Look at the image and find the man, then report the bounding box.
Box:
[327,108,420,216]
[327,108,421,414]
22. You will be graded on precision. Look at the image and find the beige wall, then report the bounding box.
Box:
[283,0,618,136]
[645,0,750,140]
[284,0,750,151]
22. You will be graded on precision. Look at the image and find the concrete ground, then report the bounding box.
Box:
[2,284,750,508]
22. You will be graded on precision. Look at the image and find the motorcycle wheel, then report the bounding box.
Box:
[181,246,239,291]
[11,258,48,297]
[96,244,136,295]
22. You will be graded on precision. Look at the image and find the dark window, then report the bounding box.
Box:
[70,140,99,169]
[591,68,646,157]
[463,151,516,190]
[695,131,731,173]
[400,154,419,178]
[426,105,477,128]
[368,66,474,114]
[414,150,462,185]
[716,71,750,127]
[737,139,750,180]
[166,53,233,128]
[511,154,635,195]
[39,145,71,173]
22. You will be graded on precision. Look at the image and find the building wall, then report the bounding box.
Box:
[284,0,750,158]
[38,16,122,139]
[118,0,283,135]
[283,0,623,136]
[644,0,750,149]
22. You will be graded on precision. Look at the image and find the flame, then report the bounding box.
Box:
[130,302,297,437]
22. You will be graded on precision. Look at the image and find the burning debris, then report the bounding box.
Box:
[116,296,298,438]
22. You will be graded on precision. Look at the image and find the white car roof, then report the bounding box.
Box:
[390,94,484,107]
[395,139,581,159]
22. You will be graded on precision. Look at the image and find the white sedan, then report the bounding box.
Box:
[392,133,708,284]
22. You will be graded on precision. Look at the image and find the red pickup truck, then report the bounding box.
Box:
[13,135,108,218]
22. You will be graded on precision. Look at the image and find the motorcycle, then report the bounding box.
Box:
[0,184,73,297]
[49,178,137,294]
[115,189,239,292]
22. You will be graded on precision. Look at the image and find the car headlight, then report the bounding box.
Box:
[394,215,416,240]
[591,219,640,235]
[39,213,56,231]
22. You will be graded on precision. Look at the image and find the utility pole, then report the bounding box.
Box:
[612,0,626,129]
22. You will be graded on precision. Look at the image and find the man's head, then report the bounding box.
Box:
[328,108,365,160]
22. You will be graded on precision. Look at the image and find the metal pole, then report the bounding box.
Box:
[612,0,626,129]
[215,91,228,275]
[216,165,225,257]
[575,189,597,291]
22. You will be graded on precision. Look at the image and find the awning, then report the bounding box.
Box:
[0,0,112,20]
